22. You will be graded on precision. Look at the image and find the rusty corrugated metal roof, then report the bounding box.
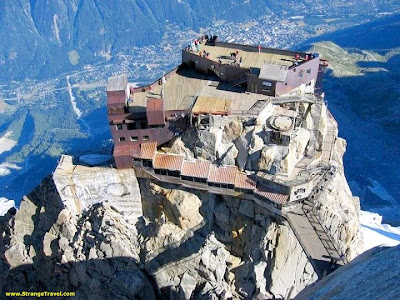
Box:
[208,165,237,185]
[114,144,138,157]
[153,153,184,171]
[254,186,289,205]
[181,160,211,179]
[234,173,256,190]
[140,142,157,160]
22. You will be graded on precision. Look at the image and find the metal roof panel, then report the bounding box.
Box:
[140,142,157,160]
[234,172,256,190]
[208,165,237,185]
[153,153,184,171]
[254,186,289,205]
[181,160,211,179]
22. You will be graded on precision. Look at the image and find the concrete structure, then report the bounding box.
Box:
[182,36,320,96]
[107,38,320,169]
[105,39,345,277]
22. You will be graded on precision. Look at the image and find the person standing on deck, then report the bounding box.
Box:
[258,45,261,53]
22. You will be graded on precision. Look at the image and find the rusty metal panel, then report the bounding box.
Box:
[254,186,289,205]
[108,113,130,123]
[181,160,211,179]
[146,98,165,126]
[114,155,132,169]
[234,172,256,190]
[153,153,184,171]
[107,90,126,105]
[208,165,237,185]
[114,144,140,157]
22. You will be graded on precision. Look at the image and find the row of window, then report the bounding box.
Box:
[138,161,284,206]
[115,121,148,131]
[118,135,149,142]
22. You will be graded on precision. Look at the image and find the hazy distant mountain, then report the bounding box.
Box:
[1,0,399,81]
[0,0,274,81]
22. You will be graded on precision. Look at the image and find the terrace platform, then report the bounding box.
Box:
[129,67,271,114]
[196,43,297,69]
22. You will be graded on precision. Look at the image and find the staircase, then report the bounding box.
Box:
[247,99,268,115]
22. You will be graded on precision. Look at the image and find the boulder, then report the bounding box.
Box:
[217,142,239,166]
[223,119,243,141]
[257,145,288,173]
[168,138,195,160]
[234,137,249,171]
[180,272,197,299]
[165,189,203,230]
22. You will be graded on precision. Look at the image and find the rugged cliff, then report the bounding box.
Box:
[295,245,400,299]
[0,100,363,299]
[0,165,316,299]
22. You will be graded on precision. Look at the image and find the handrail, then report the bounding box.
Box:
[303,201,348,264]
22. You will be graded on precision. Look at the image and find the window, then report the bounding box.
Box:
[262,80,272,91]
[298,70,304,78]
[143,135,149,141]
[306,69,311,76]
[130,136,138,141]
[116,124,123,130]
[119,137,126,142]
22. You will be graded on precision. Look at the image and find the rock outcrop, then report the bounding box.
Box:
[0,101,363,298]
[0,177,154,299]
[295,245,400,299]
[0,164,319,299]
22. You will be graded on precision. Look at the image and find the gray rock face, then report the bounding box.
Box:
[0,102,363,299]
[295,245,400,300]
[0,166,319,299]
[0,176,154,299]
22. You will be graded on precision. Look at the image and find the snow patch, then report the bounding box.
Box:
[0,162,21,176]
[53,14,61,44]
[360,210,400,252]
[66,75,82,118]
[79,154,112,166]
[0,131,17,154]
[0,197,15,216]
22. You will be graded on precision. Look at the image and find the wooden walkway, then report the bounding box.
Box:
[286,165,346,278]
[287,205,344,279]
